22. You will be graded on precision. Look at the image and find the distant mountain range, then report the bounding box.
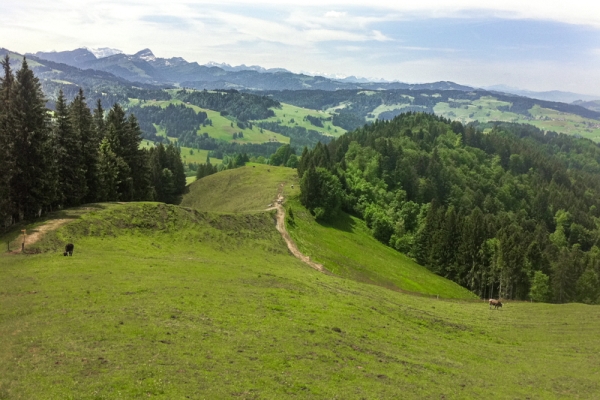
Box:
[27,47,474,92]
[484,85,599,104]
[2,45,599,121]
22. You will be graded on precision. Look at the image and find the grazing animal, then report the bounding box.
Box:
[291,185,294,189]
[489,299,502,309]
[64,243,74,256]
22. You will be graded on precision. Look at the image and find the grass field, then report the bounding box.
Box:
[258,103,346,137]
[433,96,600,141]
[180,164,299,213]
[135,99,290,145]
[286,198,476,299]
[2,202,600,398]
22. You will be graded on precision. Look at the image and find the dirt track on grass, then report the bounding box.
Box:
[9,219,70,254]
[269,184,325,273]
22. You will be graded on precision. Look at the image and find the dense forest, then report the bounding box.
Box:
[127,103,208,143]
[0,56,186,228]
[298,112,600,304]
[176,89,279,121]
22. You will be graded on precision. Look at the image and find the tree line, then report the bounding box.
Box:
[127,103,208,142]
[255,121,332,150]
[298,112,600,303]
[0,56,186,229]
[176,89,278,121]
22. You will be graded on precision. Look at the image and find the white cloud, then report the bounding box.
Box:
[2,0,600,95]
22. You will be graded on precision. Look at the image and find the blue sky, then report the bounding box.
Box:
[2,0,600,96]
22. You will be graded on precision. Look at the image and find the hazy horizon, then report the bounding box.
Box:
[3,0,600,96]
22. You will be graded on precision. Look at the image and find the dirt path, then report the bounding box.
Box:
[9,219,70,254]
[269,185,325,272]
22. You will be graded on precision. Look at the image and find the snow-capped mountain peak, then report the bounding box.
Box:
[85,47,123,59]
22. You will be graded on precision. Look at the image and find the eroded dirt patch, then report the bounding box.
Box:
[269,184,325,273]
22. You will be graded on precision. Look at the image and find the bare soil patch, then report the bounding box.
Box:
[269,185,325,272]
[8,219,70,254]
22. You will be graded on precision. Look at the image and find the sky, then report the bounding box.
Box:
[2,0,600,96]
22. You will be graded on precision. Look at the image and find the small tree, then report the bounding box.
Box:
[529,271,550,302]
[299,167,343,221]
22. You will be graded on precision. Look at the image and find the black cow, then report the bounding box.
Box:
[63,243,74,256]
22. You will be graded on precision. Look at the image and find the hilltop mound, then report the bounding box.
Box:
[180,166,474,299]
[180,164,299,213]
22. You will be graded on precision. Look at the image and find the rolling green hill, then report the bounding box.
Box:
[267,89,600,141]
[133,99,290,145]
[2,202,600,398]
[181,164,298,213]
[181,166,474,298]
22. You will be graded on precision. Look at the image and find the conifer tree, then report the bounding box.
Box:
[70,88,99,203]
[96,136,121,202]
[93,99,105,139]
[10,58,52,220]
[54,90,86,207]
[0,55,15,226]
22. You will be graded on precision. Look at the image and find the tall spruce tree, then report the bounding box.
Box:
[96,136,121,202]
[93,99,105,139]
[165,143,186,195]
[104,105,150,200]
[125,114,151,200]
[70,88,99,203]
[10,58,53,220]
[105,105,133,200]
[0,55,15,227]
[54,90,86,207]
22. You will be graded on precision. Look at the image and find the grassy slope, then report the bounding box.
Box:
[1,203,600,398]
[433,97,600,141]
[258,103,347,137]
[182,166,471,298]
[180,164,300,213]
[135,99,289,145]
[286,198,475,299]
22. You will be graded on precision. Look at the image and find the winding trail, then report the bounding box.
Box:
[269,184,326,273]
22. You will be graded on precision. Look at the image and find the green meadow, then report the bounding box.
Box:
[286,198,475,299]
[2,167,600,398]
[258,103,346,137]
[135,99,289,145]
[181,164,298,213]
[433,97,600,141]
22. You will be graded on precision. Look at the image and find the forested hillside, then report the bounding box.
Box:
[298,112,600,304]
[0,56,186,228]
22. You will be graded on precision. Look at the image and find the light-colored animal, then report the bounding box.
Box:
[489,299,502,309]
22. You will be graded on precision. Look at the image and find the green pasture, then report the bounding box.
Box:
[138,99,289,145]
[366,103,422,122]
[141,140,222,168]
[2,203,600,398]
[433,96,521,124]
[180,164,299,213]
[285,198,476,299]
[527,105,600,141]
[258,103,346,137]
[433,96,600,141]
